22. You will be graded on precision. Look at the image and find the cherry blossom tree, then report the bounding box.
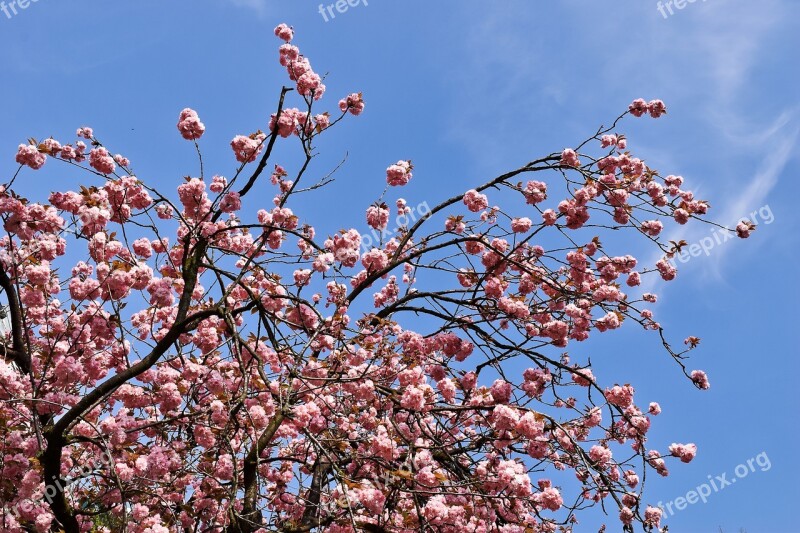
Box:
[0,23,752,533]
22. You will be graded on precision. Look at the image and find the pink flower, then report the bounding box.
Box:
[293,269,312,286]
[691,369,710,390]
[463,189,488,213]
[560,148,581,167]
[619,507,634,525]
[325,229,361,267]
[231,133,267,163]
[523,180,547,205]
[492,404,520,430]
[314,113,330,131]
[626,271,641,286]
[641,220,663,237]
[649,402,662,415]
[219,191,241,213]
[15,144,46,170]
[589,445,612,466]
[571,368,595,386]
[736,221,754,238]
[604,384,634,408]
[669,442,697,463]
[361,248,389,273]
[147,278,175,308]
[445,216,465,233]
[535,486,563,512]
[286,304,319,330]
[274,23,294,43]
[648,99,667,118]
[511,217,533,233]
[644,506,663,527]
[673,208,690,224]
[209,175,227,193]
[215,454,235,480]
[600,134,618,148]
[400,386,427,411]
[396,198,409,215]
[629,98,648,117]
[517,412,544,439]
[656,258,677,281]
[490,379,513,404]
[76,126,94,139]
[386,160,413,187]
[89,147,116,175]
[339,93,365,116]
[436,378,456,403]
[176,108,205,140]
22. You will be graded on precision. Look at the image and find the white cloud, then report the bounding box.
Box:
[444,1,798,293]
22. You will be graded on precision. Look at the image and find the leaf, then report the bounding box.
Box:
[389,469,414,480]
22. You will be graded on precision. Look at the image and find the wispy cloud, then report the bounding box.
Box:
[445,2,798,294]
[639,112,798,293]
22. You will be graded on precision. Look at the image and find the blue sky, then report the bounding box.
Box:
[1,0,798,530]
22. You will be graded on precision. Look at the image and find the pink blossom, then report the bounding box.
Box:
[673,208,690,225]
[366,204,389,230]
[604,384,634,408]
[511,217,533,233]
[691,369,711,390]
[648,99,667,118]
[339,92,365,115]
[147,278,175,308]
[231,133,267,163]
[273,23,294,43]
[589,445,612,466]
[656,258,677,281]
[400,385,427,411]
[76,126,94,139]
[571,368,595,386]
[641,219,663,237]
[490,379,513,404]
[560,148,581,167]
[286,304,319,330]
[523,180,548,205]
[219,191,241,213]
[492,404,520,430]
[535,486,563,512]
[736,221,754,238]
[386,160,413,187]
[644,506,663,527]
[325,229,361,267]
[463,189,488,213]
[362,248,389,273]
[669,442,697,463]
[176,108,206,140]
[89,147,116,174]
[628,98,648,117]
[15,144,46,170]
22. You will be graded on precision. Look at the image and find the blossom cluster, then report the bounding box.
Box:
[0,19,742,531]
